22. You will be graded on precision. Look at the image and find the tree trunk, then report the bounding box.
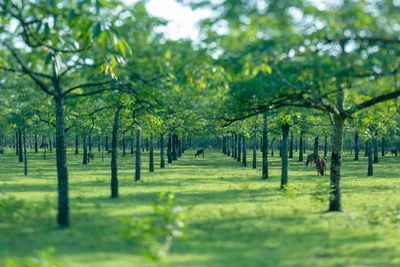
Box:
[105,136,109,151]
[49,134,52,152]
[122,134,126,157]
[381,137,385,157]
[234,134,237,159]
[364,141,368,157]
[146,137,149,151]
[89,134,92,152]
[289,133,293,158]
[101,134,104,162]
[281,124,290,189]
[75,134,79,155]
[237,134,241,162]
[314,136,319,156]
[373,134,378,164]
[262,113,269,180]
[98,136,101,152]
[55,96,69,227]
[172,134,177,161]
[18,129,23,162]
[82,133,88,164]
[253,132,257,169]
[222,136,226,154]
[324,135,328,157]
[167,133,172,163]
[354,131,359,160]
[34,133,38,153]
[130,129,134,154]
[271,138,274,157]
[135,129,141,181]
[227,134,231,156]
[149,133,154,172]
[368,139,373,176]
[299,134,303,161]
[242,135,247,167]
[160,134,165,168]
[23,128,27,176]
[111,108,121,198]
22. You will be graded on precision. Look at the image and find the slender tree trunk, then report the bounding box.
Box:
[324,135,327,157]
[13,133,15,149]
[253,132,257,169]
[281,124,290,189]
[160,134,165,168]
[23,128,27,176]
[98,136,101,152]
[271,138,274,157]
[381,137,385,157]
[146,137,149,151]
[130,129,134,154]
[101,134,104,162]
[314,136,319,156]
[299,134,303,161]
[364,141,368,157]
[178,138,182,157]
[237,134,241,162]
[262,113,269,180]
[55,95,69,227]
[82,133,88,164]
[373,134,378,164]
[227,134,231,156]
[75,134,79,155]
[89,134,92,152]
[18,129,23,162]
[49,134,52,152]
[354,131,359,160]
[172,134,178,160]
[149,133,154,172]
[34,133,38,153]
[105,136,109,151]
[167,133,172,163]
[289,133,293,158]
[111,108,121,198]
[135,129,141,181]
[368,139,373,176]
[242,135,247,167]
[122,134,126,157]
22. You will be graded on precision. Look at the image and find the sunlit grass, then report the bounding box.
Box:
[1,146,400,266]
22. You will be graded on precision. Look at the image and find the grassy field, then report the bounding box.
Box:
[1,146,400,267]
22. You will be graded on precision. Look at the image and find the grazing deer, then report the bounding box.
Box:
[316,157,327,175]
[390,149,398,157]
[195,149,204,158]
[306,153,317,167]
[88,151,94,163]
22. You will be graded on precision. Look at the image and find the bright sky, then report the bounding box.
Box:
[123,0,213,40]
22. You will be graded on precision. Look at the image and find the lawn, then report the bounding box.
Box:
[1,147,400,267]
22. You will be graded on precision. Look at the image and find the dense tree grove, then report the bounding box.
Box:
[2,1,400,265]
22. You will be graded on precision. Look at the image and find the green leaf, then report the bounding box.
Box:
[93,23,101,39]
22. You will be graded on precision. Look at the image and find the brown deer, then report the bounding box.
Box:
[316,157,327,175]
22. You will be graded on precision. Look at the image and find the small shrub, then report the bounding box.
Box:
[364,204,400,225]
[121,192,184,261]
[5,247,62,267]
[310,183,331,203]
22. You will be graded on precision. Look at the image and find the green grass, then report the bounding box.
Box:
[1,146,400,267]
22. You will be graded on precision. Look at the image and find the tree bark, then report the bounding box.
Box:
[234,134,237,159]
[314,136,319,156]
[281,123,290,189]
[364,141,368,157]
[271,138,274,157]
[324,135,328,157]
[75,134,79,155]
[262,113,269,180]
[160,133,165,168]
[105,136,109,151]
[242,135,247,167]
[88,134,92,152]
[49,134,52,152]
[149,133,154,172]
[18,129,23,162]
[373,134,379,163]
[130,129,134,154]
[82,132,88,164]
[135,129,141,181]
[111,108,121,198]
[299,133,303,161]
[23,127,27,176]
[253,132,257,169]
[122,133,126,157]
[237,134,241,162]
[368,139,373,176]
[55,95,69,227]
[172,134,177,160]
[354,131,359,160]
[381,137,385,157]
[34,133,38,153]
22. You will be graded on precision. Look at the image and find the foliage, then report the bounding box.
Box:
[4,248,62,267]
[121,192,185,261]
